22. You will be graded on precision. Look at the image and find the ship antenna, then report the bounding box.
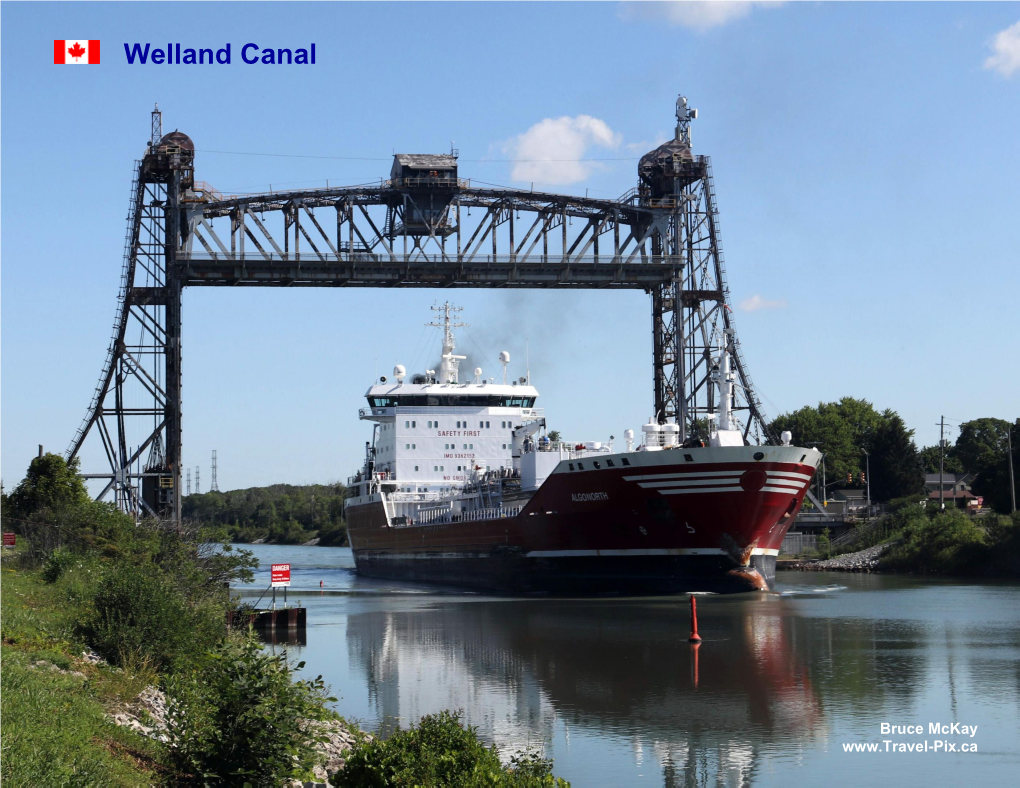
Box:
[427,301,467,383]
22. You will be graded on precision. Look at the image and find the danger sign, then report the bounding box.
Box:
[271,563,291,587]
[2,533,15,547]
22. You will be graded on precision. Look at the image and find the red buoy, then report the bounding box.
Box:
[688,595,702,642]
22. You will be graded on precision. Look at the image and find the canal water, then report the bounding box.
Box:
[235,545,1020,786]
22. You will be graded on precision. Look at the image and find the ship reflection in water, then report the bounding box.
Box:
[240,547,1020,786]
[344,596,823,786]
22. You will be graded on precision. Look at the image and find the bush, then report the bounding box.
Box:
[76,563,223,672]
[163,632,336,786]
[881,509,989,575]
[336,710,569,787]
[41,546,79,583]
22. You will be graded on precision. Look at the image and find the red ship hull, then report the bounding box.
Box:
[346,446,819,594]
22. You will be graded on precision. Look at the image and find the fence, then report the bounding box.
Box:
[780,533,817,557]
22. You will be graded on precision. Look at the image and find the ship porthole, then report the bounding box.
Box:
[753,451,765,461]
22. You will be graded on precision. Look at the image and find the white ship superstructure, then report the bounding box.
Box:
[349,302,621,525]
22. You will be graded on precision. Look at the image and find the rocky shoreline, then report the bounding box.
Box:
[783,543,888,573]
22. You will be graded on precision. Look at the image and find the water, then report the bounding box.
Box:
[235,545,1020,786]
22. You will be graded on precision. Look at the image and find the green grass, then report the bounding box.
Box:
[1,564,160,786]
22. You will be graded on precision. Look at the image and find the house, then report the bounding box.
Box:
[924,473,974,494]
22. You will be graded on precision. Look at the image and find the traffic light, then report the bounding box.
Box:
[846,472,853,485]
[859,472,866,485]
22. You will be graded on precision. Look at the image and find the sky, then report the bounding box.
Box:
[2,1,1018,493]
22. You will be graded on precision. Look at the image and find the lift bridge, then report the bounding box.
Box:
[67,98,773,520]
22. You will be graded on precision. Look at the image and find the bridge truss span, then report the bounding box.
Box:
[67,99,774,519]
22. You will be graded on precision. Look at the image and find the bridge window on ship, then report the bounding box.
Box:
[621,457,631,466]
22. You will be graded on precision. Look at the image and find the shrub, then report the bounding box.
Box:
[41,546,79,583]
[881,509,989,574]
[336,710,569,787]
[76,563,223,672]
[163,632,336,786]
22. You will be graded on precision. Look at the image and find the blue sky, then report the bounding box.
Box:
[2,2,1018,492]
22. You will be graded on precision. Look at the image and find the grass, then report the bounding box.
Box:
[1,561,160,786]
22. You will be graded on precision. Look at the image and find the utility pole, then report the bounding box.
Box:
[939,416,945,511]
[861,447,871,516]
[1009,424,1016,514]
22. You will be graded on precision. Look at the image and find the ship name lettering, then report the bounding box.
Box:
[571,492,609,502]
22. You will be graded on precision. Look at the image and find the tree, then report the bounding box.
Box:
[969,418,1019,514]
[950,418,1011,477]
[919,445,963,475]
[868,411,924,502]
[769,397,883,484]
[4,453,91,519]
[547,430,561,443]
[770,399,925,502]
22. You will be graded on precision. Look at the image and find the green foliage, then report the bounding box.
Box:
[76,562,225,673]
[950,417,1011,476]
[881,508,990,575]
[0,647,158,786]
[336,710,569,787]
[966,419,1018,514]
[182,482,348,545]
[919,445,963,475]
[4,453,91,518]
[163,632,337,786]
[869,411,925,502]
[1,566,160,786]
[770,398,923,502]
[817,528,831,560]
[546,430,562,443]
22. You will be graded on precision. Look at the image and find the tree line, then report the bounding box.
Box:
[769,398,1017,512]
[182,483,348,545]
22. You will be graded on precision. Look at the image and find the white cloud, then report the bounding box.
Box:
[621,2,780,32]
[739,294,787,312]
[984,21,1020,78]
[505,115,622,186]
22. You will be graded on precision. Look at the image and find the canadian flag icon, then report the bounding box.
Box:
[54,40,100,64]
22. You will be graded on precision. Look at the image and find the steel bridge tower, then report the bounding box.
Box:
[67,97,772,519]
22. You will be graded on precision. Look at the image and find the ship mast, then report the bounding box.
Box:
[428,302,468,383]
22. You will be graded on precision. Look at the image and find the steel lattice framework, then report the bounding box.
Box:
[67,100,773,520]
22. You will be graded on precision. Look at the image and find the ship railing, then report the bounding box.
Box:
[360,406,544,419]
[526,440,614,457]
[387,491,451,503]
[412,503,524,527]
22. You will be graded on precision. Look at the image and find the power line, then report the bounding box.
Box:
[196,148,640,163]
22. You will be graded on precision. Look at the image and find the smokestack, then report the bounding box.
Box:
[38,445,43,458]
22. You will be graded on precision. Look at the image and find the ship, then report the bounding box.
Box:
[344,302,820,594]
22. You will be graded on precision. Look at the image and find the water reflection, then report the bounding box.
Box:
[346,598,828,785]
[237,548,1020,785]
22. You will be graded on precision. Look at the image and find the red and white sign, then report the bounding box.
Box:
[2,533,15,547]
[271,563,291,588]
[54,40,100,64]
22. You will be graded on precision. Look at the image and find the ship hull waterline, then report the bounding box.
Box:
[346,449,818,595]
